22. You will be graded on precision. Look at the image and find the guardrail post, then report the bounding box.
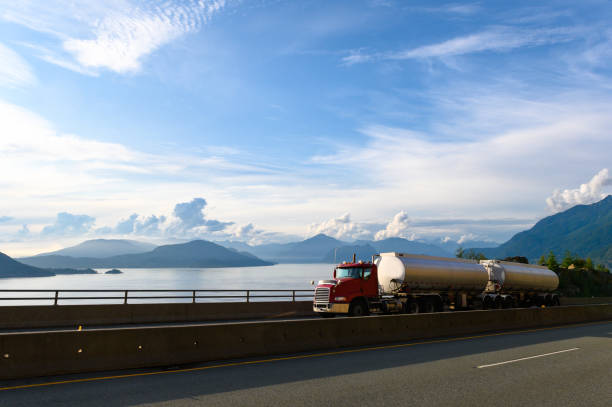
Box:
[292,290,296,302]
[192,290,196,303]
[246,290,250,303]
[54,291,59,306]
[124,290,128,305]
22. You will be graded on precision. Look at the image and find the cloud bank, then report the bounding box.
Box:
[307,213,371,241]
[63,0,225,73]
[41,212,95,236]
[1,0,226,74]
[546,168,612,212]
[374,211,412,240]
[169,197,234,235]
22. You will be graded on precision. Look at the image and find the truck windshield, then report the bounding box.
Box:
[336,268,363,279]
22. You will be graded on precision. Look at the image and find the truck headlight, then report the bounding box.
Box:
[334,296,347,302]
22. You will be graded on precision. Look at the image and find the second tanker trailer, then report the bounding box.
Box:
[313,252,559,317]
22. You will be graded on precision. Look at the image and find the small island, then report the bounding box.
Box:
[105,269,123,274]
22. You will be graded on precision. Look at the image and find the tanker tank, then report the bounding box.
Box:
[374,252,489,295]
[480,260,559,292]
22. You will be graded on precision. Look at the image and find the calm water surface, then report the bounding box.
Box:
[0,264,334,305]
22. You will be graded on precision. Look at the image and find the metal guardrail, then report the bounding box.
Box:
[0,289,316,305]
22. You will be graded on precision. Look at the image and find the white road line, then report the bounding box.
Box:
[477,348,580,369]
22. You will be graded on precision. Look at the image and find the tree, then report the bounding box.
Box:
[573,257,586,269]
[585,257,594,270]
[464,249,487,261]
[455,247,464,259]
[596,264,610,273]
[538,255,546,266]
[561,250,574,268]
[546,251,559,272]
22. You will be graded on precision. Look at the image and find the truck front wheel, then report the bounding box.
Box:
[349,300,369,317]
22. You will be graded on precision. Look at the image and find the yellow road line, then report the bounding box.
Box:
[0,320,609,392]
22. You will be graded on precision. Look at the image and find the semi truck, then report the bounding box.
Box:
[313,252,559,317]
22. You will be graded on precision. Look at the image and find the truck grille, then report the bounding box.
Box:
[314,287,330,304]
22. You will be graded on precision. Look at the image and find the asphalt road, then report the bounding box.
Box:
[2,321,612,406]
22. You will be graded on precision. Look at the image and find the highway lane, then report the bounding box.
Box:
[2,321,612,406]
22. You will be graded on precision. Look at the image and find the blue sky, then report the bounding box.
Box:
[1,0,611,256]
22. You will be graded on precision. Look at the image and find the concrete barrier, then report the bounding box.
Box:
[560,297,612,306]
[1,297,610,330]
[2,304,612,380]
[0,301,316,330]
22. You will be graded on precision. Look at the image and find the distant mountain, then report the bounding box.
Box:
[322,237,453,263]
[322,244,378,263]
[0,252,54,278]
[0,252,96,278]
[250,234,347,263]
[20,240,273,269]
[474,195,612,267]
[34,239,157,258]
[220,234,453,264]
[367,237,453,257]
[215,240,254,253]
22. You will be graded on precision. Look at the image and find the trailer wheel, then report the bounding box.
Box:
[494,296,503,309]
[405,301,419,314]
[482,296,493,310]
[552,295,560,306]
[420,299,436,313]
[503,296,515,309]
[349,300,368,317]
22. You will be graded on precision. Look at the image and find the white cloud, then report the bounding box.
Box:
[409,3,481,15]
[168,197,233,235]
[227,223,275,246]
[546,169,611,212]
[101,213,167,235]
[1,0,226,74]
[311,87,612,222]
[457,233,477,244]
[307,213,371,241]
[41,212,96,236]
[374,211,411,240]
[0,42,35,87]
[0,99,278,198]
[341,50,373,66]
[344,26,576,65]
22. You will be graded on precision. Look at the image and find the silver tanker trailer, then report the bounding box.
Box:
[480,259,560,307]
[313,252,560,316]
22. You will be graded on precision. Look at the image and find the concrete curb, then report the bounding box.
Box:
[2,304,612,380]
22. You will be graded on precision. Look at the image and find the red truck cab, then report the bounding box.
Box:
[313,261,378,317]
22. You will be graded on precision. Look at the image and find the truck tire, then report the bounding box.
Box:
[494,296,503,309]
[405,301,419,314]
[420,299,436,313]
[349,299,368,317]
[482,296,493,310]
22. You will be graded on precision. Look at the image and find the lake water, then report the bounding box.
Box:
[0,264,334,306]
